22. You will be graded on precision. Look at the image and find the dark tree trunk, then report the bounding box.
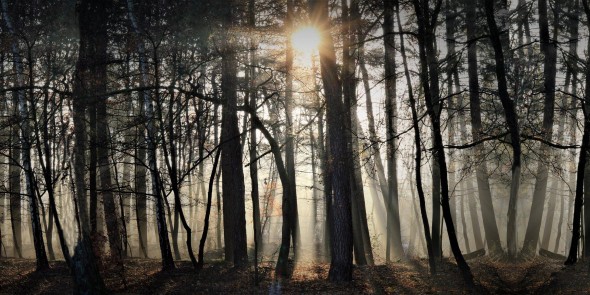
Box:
[465,0,502,256]
[484,0,522,257]
[247,0,261,281]
[285,0,301,258]
[197,148,222,269]
[311,0,353,282]
[1,0,49,270]
[220,1,248,267]
[343,0,372,266]
[412,0,474,286]
[9,94,22,259]
[70,0,111,292]
[397,1,435,273]
[522,0,558,256]
[96,44,124,269]
[126,0,175,270]
[135,131,148,258]
[565,0,590,265]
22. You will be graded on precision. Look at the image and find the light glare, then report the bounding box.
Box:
[291,26,321,55]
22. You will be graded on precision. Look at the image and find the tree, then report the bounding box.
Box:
[310,0,353,282]
[522,0,558,257]
[464,0,502,256]
[70,0,110,292]
[1,0,49,271]
[484,0,522,258]
[412,0,474,287]
[383,0,404,262]
[126,0,175,270]
[219,1,248,267]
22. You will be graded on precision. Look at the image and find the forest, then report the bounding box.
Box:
[1,0,590,293]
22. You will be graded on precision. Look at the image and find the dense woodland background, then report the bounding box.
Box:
[1,0,590,293]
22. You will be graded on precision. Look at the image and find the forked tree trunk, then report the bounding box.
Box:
[397,1,435,274]
[412,0,473,286]
[522,0,558,256]
[484,0,522,258]
[465,0,502,256]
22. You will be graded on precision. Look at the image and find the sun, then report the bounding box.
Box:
[291,26,321,55]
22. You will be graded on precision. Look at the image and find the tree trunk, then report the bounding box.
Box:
[412,0,473,286]
[465,0,502,256]
[311,0,353,282]
[554,181,565,253]
[126,0,175,270]
[135,128,148,258]
[541,178,558,250]
[1,0,49,270]
[219,1,248,267]
[342,0,372,266]
[197,148,222,269]
[522,0,558,256]
[466,177,484,249]
[565,0,590,265]
[70,0,110,291]
[484,0,522,258]
[383,0,404,261]
[460,182,471,253]
[96,46,124,268]
[9,93,22,259]
[397,2,435,273]
[285,0,301,259]
[246,0,261,281]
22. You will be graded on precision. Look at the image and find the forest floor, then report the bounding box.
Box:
[1,256,590,294]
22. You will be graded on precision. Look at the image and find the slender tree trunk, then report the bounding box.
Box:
[466,177,484,250]
[34,65,71,266]
[465,0,502,256]
[412,0,473,286]
[484,0,522,258]
[460,182,471,253]
[244,112,293,278]
[9,94,22,259]
[197,148,222,269]
[397,2,435,273]
[522,0,558,256]
[359,30,388,220]
[342,0,371,266]
[89,100,98,236]
[554,181,565,253]
[565,0,590,265]
[312,58,331,261]
[284,0,300,258]
[247,0,261,282]
[541,178,558,250]
[383,0,404,261]
[135,128,148,258]
[1,0,49,270]
[127,0,175,270]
